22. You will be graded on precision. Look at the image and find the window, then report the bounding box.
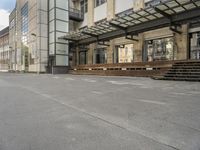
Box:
[80,0,88,13]
[95,0,106,7]
[145,0,168,8]
[21,2,28,45]
[190,32,200,60]
[94,48,107,64]
[79,51,88,65]
[116,44,134,63]
[10,18,15,29]
[145,37,175,61]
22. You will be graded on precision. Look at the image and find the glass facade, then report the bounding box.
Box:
[21,3,28,45]
[190,32,200,60]
[144,37,175,62]
[49,0,69,66]
[21,3,29,69]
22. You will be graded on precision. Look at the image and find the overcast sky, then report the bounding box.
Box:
[0,0,16,30]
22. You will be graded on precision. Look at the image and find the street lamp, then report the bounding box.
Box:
[31,33,40,74]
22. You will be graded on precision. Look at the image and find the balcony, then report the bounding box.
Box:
[69,8,84,22]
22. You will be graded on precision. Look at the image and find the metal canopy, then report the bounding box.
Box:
[60,0,200,44]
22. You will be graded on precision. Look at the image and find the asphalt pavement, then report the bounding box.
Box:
[0,73,200,150]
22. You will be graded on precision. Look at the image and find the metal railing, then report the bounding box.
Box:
[69,7,84,21]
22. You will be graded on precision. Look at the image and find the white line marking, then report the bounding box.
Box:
[137,99,166,105]
[65,78,75,81]
[91,91,103,95]
[82,79,96,83]
[108,81,129,85]
[108,81,143,86]
[172,92,188,95]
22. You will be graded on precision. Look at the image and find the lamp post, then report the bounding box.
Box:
[31,33,40,74]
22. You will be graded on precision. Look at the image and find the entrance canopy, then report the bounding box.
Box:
[60,0,200,45]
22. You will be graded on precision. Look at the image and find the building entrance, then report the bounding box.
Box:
[189,32,200,60]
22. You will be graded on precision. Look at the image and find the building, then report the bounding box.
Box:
[8,0,200,76]
[63,0,200,77]
[0,27,10,70]
[9,0,72,73]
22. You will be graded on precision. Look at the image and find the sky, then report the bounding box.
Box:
[0,0,16,30]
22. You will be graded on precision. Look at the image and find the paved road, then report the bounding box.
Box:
[0,73,200,150]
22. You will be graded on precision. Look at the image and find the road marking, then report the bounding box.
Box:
[65,78,75,81]
[82,79,96,83]
[108,80,143,86]
[172,92,188,96]
[108,81,129,85]
[137,99,166,105]
[53,76,59,79]
[91,91,103,95]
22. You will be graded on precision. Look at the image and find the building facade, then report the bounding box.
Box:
[68,0,200,67]
[9,0,71,73]
[7,0,200,74]
[0,27,10,70]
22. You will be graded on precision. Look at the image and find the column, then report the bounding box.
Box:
[107,0,115,64]
[87,0,95,64]
[175,24,189,60]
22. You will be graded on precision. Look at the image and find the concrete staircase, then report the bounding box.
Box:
[153,61,200,82]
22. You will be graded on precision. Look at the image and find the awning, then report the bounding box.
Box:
[60,0,200,44]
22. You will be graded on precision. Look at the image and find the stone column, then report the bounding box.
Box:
[134,33,144,62]
[175,24,188,60]
[76,47,79,66]
[106,0,115,64]
[87,0,95,64]
[133,0,145,11]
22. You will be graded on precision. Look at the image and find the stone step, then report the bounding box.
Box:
[168,69,200,72]
[166,72,200,75]
[173,64,200,67]
[164,74,200,78]
[161,77,200,82]
[172,66,200,69]
[175,61,200,64]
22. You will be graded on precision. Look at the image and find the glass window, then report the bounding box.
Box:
[49,43,55,55]
[56,43,68,55]
[49,32,55,44]
[49,9,54,21]
[116,44,134,63]
[94,48,107,64]
[190,32,200,60]
[56,9,69,21]
[10,18,15,29]
[49,21,54,32]
[56,0,68,10]
[95,0,106,7]
[145,37,175,62]
[79,51,88,65]
[56,55,68,66]
[21,3,28,45]
[49,0,54,9]
[56,20,68,32]
[80,0,88,13]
